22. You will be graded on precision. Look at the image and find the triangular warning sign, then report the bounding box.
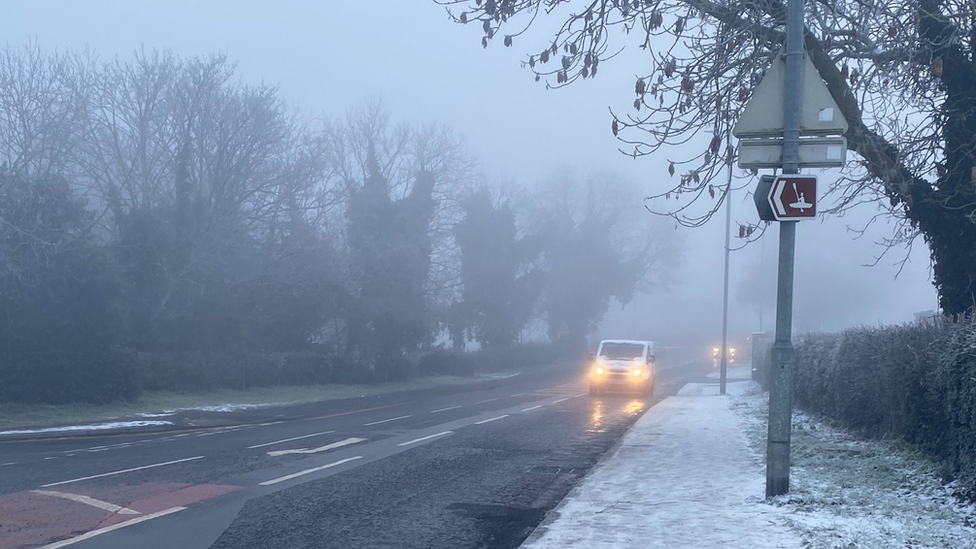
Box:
[732,47,849,138]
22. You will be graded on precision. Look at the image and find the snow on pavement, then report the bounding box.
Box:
[521,380,801,548]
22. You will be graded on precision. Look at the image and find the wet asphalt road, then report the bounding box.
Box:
[0,354,712,549]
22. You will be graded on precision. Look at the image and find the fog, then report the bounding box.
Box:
[0,0,936,354]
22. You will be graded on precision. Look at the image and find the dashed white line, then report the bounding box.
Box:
[41,456,205,487]
[474,415,509,425]
[247,431,335,449]
[429,405,461,413]
[574,393,587,398]
[510,392,527,397]
[0,462,15,466]
[44,457,57,460]
[363,415,412,426]
[552,398,569,404]
[37,507,185,549]
[397,431,453,447]
[521,405,543,412]
[267,437,366,457]
[32,490,140,515]
[259,456,363,486]
[475,398,499,404]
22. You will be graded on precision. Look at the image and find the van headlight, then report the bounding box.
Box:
[632,368,642,376]
[594,367,604,375]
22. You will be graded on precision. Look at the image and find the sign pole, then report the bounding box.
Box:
[719,165,731,396]
[766,0,804,498]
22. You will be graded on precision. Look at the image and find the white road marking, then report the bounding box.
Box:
[41,456,205,487]
[37,507,185,549]
[475,398,499,404]
[552,398,569,404]
[574,393,587,398]
[429,405,461,413]
[474,415,509,425]
[267,437,366,457]
[363,415,412,426]
[32,490,140,515]
[521,405,543,412]
[397,431,453,447]
[0,462,15,466]
[44,457,57,460]
[259,456,363,486]
[510,392,527,397]
[247,431,335,449]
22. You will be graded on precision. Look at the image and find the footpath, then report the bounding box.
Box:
[521,365,976,549]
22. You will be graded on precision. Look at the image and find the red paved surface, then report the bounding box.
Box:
[0,482,241,549]
[0,491,104,549]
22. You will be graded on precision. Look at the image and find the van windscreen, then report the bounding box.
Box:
[599,343,644,360]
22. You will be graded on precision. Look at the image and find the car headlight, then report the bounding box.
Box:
[595,367,604,375]
[712,347,719,355]
[632,368,642,376]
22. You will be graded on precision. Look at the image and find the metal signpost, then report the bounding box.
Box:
[731,0,848,498]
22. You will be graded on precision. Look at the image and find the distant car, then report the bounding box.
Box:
[589,339,657,396]
[712,345,736,364]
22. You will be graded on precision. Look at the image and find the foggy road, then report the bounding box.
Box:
[0,354,711,549]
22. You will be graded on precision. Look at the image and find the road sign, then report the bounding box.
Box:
[738,136,847,169]
[754,175,776,221]
[770,175,817,220]
[733,47,849,138]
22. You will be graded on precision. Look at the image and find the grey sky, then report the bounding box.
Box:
[0,0,937,339]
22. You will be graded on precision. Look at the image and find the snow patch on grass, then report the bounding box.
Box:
[0,420,173,436]
[731,385,976,549]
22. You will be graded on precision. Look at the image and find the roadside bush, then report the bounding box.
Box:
[0,349,144,404]
[792,321,976,496]
[416,348,476,377]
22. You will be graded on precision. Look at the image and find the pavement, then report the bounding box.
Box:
[0,351,711,549]
[520,364,804,549]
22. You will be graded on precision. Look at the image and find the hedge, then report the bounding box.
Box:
[791,321,976,496]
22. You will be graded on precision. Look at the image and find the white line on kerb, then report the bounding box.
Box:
[363,415,412,426]
[475,398,499,404]
[429,405,461,413]
[267,437,366,457]
[552,398,569,404]
[474,415,509,425]
[397,431,453,447]
[259,456,363,486]
[247,431,335,449]
[32,490,140,515]
[41,456,205,487]
[38,507,185,549]
[521,405,543,412]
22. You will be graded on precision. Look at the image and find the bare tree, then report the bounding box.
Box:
[437,0,976,315]
[0,43,85,179]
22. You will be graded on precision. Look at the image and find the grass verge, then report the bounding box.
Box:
[729,384,976,549]
[0,373,520,430]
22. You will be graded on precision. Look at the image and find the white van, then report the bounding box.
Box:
[589,339,657,396]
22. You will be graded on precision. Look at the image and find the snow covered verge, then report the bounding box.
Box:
[731,383,976,549]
